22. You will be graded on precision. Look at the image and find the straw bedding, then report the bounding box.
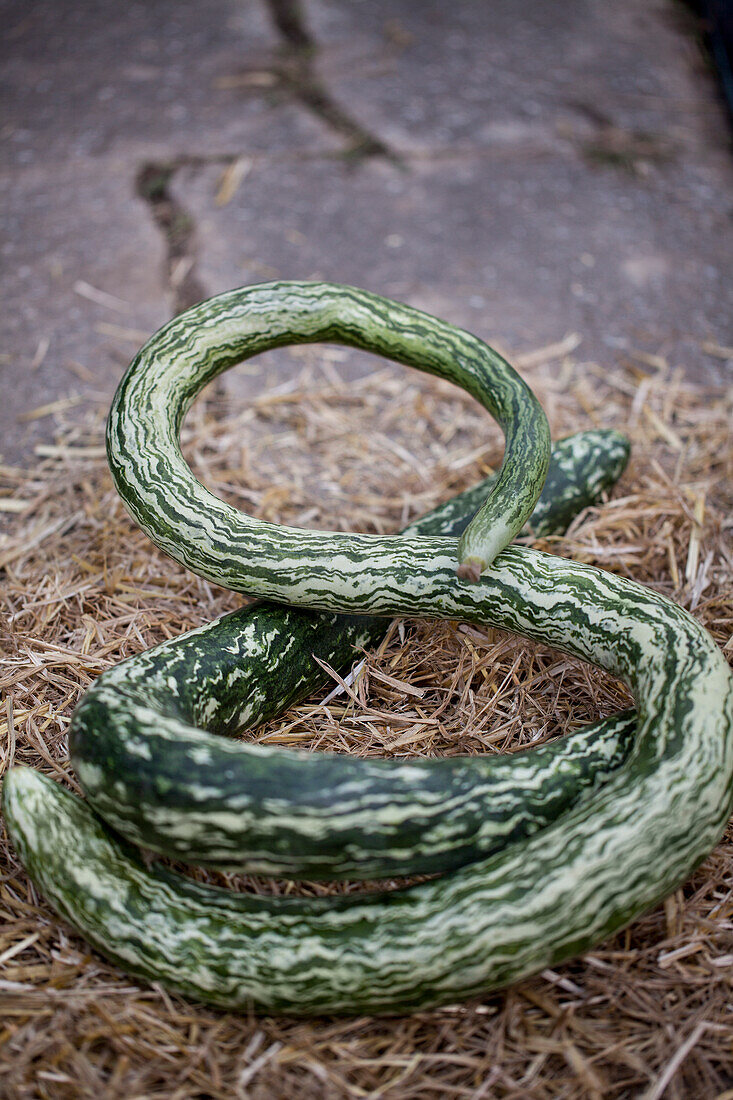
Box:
[1,338,731,1098]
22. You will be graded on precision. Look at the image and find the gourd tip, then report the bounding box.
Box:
[456,556,485,583]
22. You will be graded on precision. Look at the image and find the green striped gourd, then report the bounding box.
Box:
[70,432,634,879]
[3,282,732,1016]
[5,552,731,1014]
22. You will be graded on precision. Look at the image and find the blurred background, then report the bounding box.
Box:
[1,0,731,465]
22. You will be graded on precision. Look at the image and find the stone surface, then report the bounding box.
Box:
[0,0,731,464]
[1,0,333,166]
[0,157,168,463]
[171,134,732,390]
[308,0,726,154]
[0,0,337,463]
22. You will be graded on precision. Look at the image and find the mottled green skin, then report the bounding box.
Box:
[71,432,634,878]
[5,546,732,1014]
[107,281,551,582]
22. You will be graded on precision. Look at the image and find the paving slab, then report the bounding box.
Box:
[1,0,334,165]
[171,137,732,392]
[0,157,169,464]
[0,0,338,463]
[165,0,731,397]
[308,0,726,156]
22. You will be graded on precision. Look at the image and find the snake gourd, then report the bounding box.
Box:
[69,431,634,880]
[3,282,732,1016]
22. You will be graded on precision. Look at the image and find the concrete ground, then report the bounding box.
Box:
[1,0,731,464]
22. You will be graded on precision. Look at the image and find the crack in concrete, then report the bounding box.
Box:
[136,5,626,317]
[267,0,314,51]
[263,0,399,163]
[136,161,207,315]
[133,1,402,318]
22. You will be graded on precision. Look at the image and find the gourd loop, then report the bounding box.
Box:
[106,281,551,589]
